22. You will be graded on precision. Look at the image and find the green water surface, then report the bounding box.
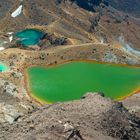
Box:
[16,29,44,46]
[27,61,140,103]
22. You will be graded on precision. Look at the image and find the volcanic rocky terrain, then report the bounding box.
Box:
[0,0,140,140]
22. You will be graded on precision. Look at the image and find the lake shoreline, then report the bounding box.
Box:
[24,68,46,106]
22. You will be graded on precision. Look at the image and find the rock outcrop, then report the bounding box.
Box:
[0,80,36,123]
[0,93,139,140]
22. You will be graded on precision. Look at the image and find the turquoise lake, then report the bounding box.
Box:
[0,63,8,72]
[16,29,45,46]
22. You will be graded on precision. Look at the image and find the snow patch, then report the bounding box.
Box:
[9,36,13,42]
[0,47,5,51]
[7,32,14,35]
[11,5,23,18]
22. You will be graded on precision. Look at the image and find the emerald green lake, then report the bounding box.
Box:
[27,61,140,103]
[16,29,44,46]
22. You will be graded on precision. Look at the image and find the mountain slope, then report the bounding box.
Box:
[0,0,140,49]
[106,0,140,18]
[0,93,140,140]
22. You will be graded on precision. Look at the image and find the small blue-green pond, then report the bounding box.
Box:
[16,29,45,46]
[0,63,8,72]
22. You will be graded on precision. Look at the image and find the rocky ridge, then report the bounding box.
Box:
[0,80,36,123]
[0,93,140,140]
